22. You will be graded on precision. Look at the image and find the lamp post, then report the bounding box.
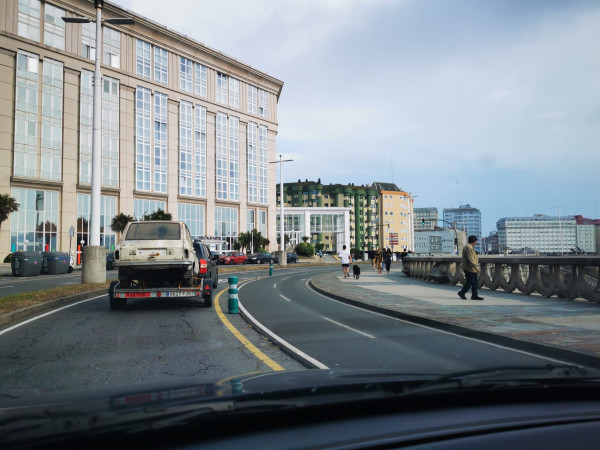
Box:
[63,2,133,283]
[270,155,292,266]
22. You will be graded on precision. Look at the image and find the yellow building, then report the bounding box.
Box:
[0,0,283,255]
[372,182,414,252]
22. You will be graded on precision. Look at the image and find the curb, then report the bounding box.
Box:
[0,288,107,330]
[309,280,600,370]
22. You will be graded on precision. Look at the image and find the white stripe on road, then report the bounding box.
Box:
[238,280,329,369]
[61,282,77,285]
[321,316,375,339]
[306,280,571,365]
[273,283,277,289]
[0,294,106,336]
[2,285,14,289]
[280,294,292,302]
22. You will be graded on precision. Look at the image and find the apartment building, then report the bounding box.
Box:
[0,0,282,255]
[443,204,482,252]
[414,207,438,231]
[371,182,413,252]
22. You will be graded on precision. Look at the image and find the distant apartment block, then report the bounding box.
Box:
[496,215,597,254]
[372,182,414,252]
[444,204,482,252]
[414,228,466,255]
[0,0,282,255]
[414,207,438,231]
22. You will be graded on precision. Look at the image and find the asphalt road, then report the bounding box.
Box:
[0,270,119,297]
[239,267,562,372]
[0,269,304,401]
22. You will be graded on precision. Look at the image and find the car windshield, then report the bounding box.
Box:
[124,223,181,241]
[0,0,598,447]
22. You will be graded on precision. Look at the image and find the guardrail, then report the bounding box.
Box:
[402,255,600,303]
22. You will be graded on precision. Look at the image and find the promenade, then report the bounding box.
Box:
[311,263,600,368]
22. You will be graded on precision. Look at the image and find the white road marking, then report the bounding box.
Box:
[239,280,329,369]
[2,285,15,289]
[321,316,375,339]
[306,279,571,365]
[281,277,289,282]
[218,279,228,283]
[0,294,106,336]
[280,294,292,302]
[61,282,78,285]
[273,283,277,289]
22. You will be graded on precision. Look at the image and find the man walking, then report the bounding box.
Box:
[458,235,484,300]
[338,245,352,279]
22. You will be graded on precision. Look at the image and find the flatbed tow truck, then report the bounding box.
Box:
[108,278,213,311]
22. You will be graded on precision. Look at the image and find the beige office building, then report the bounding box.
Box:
[372,182,414,252]
[0,0,282,256]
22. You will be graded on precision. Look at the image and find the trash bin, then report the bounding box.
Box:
[42,251,71,275]
[11,251,43,277]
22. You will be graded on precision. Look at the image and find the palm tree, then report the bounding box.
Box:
[0,195,19,230]
[111,212,134,236]
[143,208,172,221]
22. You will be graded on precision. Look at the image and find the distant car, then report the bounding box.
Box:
[273,252,299,264]
[248,252,273,264]
[192,240,219,288]
[106,251,115,270]
[219,252,248,265]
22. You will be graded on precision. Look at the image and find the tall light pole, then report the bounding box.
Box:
[270,155,292,266]
[63,2,133,283]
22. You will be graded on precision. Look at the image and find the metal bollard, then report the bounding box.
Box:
[269,262,273,276]
[228,276,239,314]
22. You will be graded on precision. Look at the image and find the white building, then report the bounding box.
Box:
[496,215,594,254]
[414,229,466,255]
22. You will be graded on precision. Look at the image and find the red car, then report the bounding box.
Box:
[219,252,248,265]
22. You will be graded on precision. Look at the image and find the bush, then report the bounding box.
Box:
[295,242,315,257]
[3,253,13,263]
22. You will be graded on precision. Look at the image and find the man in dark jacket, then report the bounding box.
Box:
[457,235,484,300]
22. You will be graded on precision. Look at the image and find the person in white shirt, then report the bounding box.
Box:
[338,245,353,279]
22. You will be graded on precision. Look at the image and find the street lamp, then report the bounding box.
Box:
[63,1,133,283]
[270,155,292,266]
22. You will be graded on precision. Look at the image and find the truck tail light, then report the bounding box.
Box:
[199,259,207,274]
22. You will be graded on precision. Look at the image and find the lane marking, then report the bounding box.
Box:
[321,316,376,339]
[61,282,77,285]
[281,277,289,282]
[214,285,284,372]
[0,294,106,336]
[238,280,329,369]
[273,283,277,289]
[280,294,292,302]
[306,280,571,365]
[2,286,14,289]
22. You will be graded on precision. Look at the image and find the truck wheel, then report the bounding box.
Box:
[204,292,213,308]
[109,281,126,310]
[212,272,218,288]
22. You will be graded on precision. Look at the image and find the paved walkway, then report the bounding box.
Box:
[311,264,600,368]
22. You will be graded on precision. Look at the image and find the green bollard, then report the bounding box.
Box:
[269,262,273,276]
[228,276,239,314]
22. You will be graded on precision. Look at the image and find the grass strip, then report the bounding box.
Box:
[0,282,111,314]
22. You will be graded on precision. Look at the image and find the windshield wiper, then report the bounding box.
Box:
[399,364,600,398]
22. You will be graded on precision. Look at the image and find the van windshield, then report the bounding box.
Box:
[125,223,181,241]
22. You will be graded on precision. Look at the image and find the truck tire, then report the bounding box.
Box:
[109,280,127,310]
[212,272,218,288]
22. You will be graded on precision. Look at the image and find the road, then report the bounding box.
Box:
[239,267,564,372]
[0,270,118,297]
[0,265,568,402]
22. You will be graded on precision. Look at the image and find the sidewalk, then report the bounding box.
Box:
[311,264,600,368]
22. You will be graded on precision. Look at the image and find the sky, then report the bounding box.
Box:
[116,0,600,235]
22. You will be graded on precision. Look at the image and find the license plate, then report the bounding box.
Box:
[125,292,151,298]
[166,291,197,297]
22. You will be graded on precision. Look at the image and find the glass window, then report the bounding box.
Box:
[133,199,165,220]
[103,27,120,68]
[136,39,151,79]
[81,22,96,60]
[135,87,151,191]
[195,63,207,97]
[180,57,192,92]
[79,70,92,183]
[216,72,228,104]
[216,112,228,200]
[247,85,258,114]
[229,77,240,109]
[76,194,117,250]
[154,46,168,84]
[247,209,255,232]
[247,122,258,203]
[43,3,65,50]
[214,206,238,238]
[259,210,267,236]
[258,88,268,118]
[17,0,40,42]
[14,50,39,178]
[40,58,63,181]
[258,125,268,205]
[10,188,58,252]
[102,76,120,186]
[154,92,168,193]
[178,203,205,239]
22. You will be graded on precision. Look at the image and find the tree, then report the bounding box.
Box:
[301,235,309,243]
[237,231,252,253]
[111,212,134,235]
[315,242,325,252]
[143,208,172,221]
[0,195,19,230]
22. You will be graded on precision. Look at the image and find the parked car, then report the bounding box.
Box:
[106,251,115,270]
[219,251,248,265]
[248,252,273,264]
[273,252,299,264]
[192,240,219,288]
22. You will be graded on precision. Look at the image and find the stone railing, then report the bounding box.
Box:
[402,255,600,303]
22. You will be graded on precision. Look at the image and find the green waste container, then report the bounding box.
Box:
[11,251,43,277]
[42,251,71,275]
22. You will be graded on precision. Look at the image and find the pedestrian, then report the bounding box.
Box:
[400,249,408,263]
[338,245,352,279]
[375,248,383,274]
[457,235,484,300]
[318,250,323,262]
[385,248,392,274]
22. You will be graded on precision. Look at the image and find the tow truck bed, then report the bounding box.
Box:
[108,279,213,310]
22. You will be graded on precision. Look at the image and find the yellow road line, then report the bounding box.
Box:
[214,282,284,372]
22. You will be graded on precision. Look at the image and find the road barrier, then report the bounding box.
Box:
[228,276,239,314]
